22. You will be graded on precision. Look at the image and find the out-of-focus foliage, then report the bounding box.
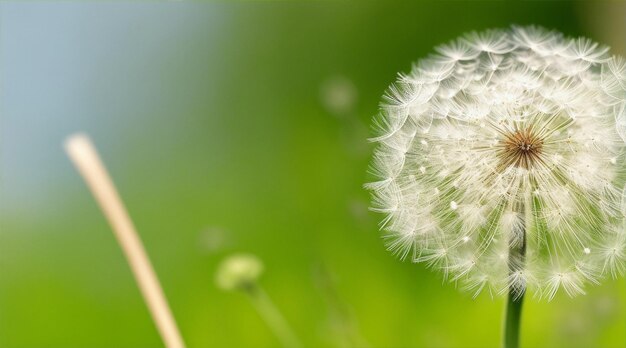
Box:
[1,2,624,348]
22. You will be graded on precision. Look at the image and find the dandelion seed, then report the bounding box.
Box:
[320,75,358,116]
[366,26,626,300]
[450,201,459,210]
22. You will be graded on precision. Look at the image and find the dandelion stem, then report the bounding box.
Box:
[504,288,524,348]
[245,286,303,348]
[504,200,526,348]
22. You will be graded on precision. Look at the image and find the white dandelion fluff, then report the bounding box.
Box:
[366,26,626,300]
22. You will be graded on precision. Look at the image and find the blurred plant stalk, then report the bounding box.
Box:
[65,134,186,348]
[247,286,303,348]
[504,206,526,348]
[313,264,370,348]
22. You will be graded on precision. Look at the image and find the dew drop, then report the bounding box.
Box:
[583,247,591,255]
[450,201,458,210]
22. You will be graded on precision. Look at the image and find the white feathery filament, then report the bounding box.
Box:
[367,26,626,300]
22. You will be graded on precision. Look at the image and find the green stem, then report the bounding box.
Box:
[504,289,524,348]
[504,200,527,348]
[246,286,303,348]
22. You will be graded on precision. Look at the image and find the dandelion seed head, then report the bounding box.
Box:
[215,254,264,291]
[367,26,626,300]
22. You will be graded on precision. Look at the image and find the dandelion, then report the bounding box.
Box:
[216,254,302,348]
[366,26,626,347]
[215,253,264,291]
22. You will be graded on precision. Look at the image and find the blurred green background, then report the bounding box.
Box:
[1,2,625,348]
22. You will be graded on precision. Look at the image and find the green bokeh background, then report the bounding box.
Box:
[1,2,625,348]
